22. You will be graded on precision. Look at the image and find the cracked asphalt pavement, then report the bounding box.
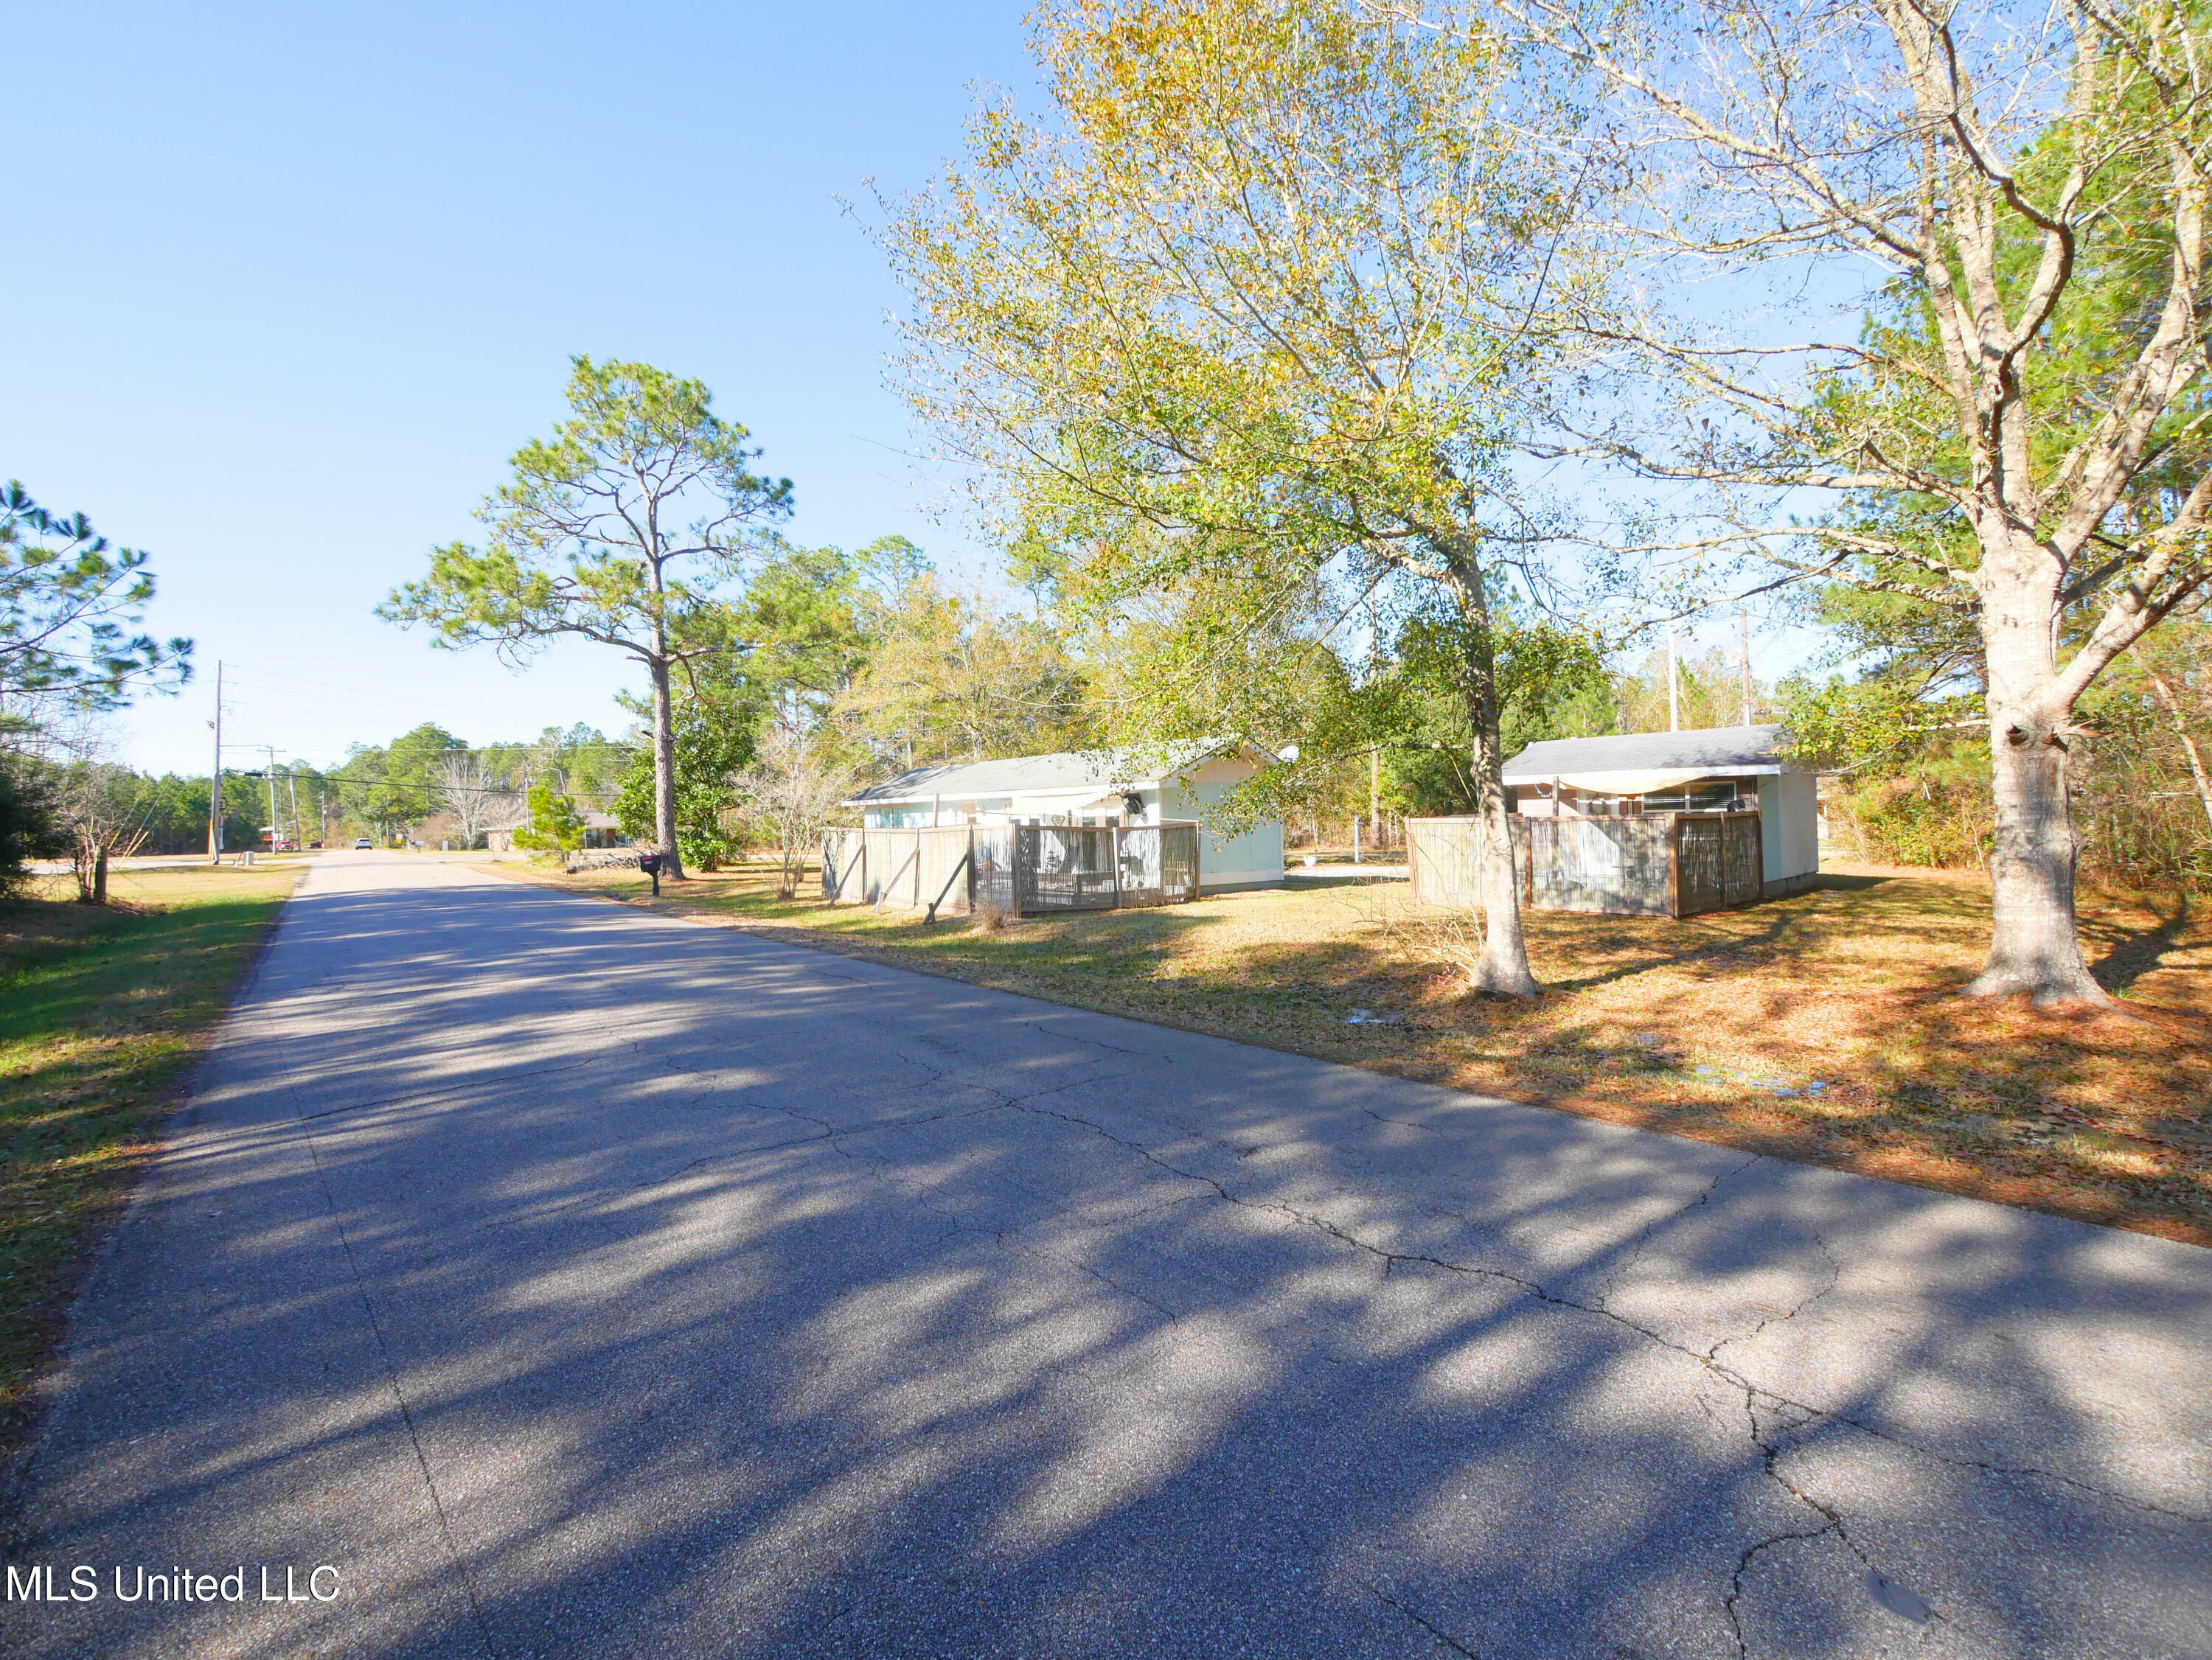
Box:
[4,851,2208,1659]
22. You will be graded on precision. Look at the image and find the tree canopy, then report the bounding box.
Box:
[0,481,191,708]
[380,356,793,878]
[883,0,1596,994]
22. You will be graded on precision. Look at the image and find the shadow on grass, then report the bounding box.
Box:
[528,862,2212,1243]
[2090,896,2198,997]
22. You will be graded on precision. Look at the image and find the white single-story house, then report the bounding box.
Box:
[1501,724,1820,899]
[846,742,1286,892]
[578,811,629,850]
[486,809,628,854]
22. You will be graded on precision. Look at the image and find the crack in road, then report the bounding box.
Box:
[1355,1576,1486,1656]
[1707,1232,1844,1368]
[294,1124,502,1659]
[1721,1513,1842,1660]
[987,1092,2212,1538]
[1592,1153,1764,1314]
[268,1053,617,1129]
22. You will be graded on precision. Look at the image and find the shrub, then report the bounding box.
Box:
[511,783,584,855]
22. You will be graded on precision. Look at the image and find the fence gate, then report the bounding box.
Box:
[1523,816,1672,916]
[827,822,1200,917]
[1409,811,1764,919]
[1671,812,1764,916]
[1406,817,1484,910]
[971,825,1014,914]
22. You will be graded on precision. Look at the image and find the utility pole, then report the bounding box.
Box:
[208,660,223,864]
[1739,606,1753,727]
[261,746,281,851]
[286,768,300,850]
[1666,622,1680,733]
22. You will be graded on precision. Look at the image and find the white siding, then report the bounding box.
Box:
[1162,758,1285,890]
[1759,770,1820,885]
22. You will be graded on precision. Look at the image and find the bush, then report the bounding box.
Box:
[510,783,584,854]
[1829,750,1993,870]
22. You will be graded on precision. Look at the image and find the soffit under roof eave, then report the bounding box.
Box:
[1502,764,1784,792]
[845,781,1165,809]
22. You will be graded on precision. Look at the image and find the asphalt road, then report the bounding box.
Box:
[4,851,2207,1659]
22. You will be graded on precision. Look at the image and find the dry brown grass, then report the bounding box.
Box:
[494,857,2212,1246]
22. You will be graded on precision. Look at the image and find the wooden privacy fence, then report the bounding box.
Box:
[1408,812,1763,918]
[823,823,1201,919]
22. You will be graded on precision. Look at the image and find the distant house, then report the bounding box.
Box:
[846,742,1285,892]
[1500,724,1819,899]
[579,812,629,850]
[486,809,628,854]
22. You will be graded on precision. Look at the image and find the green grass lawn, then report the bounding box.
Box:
[0,864,299,1449]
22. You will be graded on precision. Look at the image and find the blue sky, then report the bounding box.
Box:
[7,1,1819,778]
[4,1,1032,773]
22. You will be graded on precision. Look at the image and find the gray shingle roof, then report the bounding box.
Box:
[1501,724,1790,781]
[849,741,1245,805]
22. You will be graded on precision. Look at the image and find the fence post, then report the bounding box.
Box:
[925,850,972,925]
[1666,814,1684,917]
[1110,825,1122,909]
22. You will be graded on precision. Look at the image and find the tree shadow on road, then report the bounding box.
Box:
[5,876,2206,1660]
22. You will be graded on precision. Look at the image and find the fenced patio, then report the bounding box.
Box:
[1408,812,1764,918]
[823,822,1202,919]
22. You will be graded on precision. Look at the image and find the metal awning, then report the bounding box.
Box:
[1523,766,1778,793]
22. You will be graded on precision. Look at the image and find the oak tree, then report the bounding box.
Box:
[883,0,1593,994]
[1512,0,2212,1002]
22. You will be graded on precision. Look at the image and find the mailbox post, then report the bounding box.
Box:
[638,849,662,897]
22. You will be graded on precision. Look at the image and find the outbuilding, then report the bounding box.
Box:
[1408,724,1822,918]
[1502,723,1819,903]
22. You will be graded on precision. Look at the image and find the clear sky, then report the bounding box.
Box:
[8,1,1818,779]
[4,0,1032,774]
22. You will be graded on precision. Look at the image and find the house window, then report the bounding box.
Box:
[1646,780,1751,813]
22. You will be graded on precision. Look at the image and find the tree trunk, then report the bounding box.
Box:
[1964,582,2108,1007]
[650,655,685,880]
[1468,719,1538,996]
[1441,552,1540,998]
